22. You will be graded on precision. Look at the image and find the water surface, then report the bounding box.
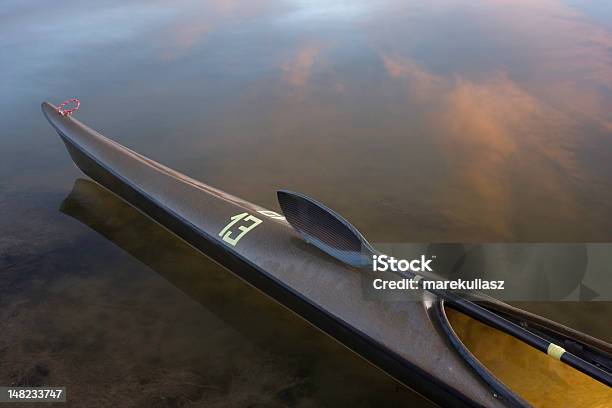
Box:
[2,0,612,406]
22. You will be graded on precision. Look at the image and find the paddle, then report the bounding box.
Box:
[277,190,612,388]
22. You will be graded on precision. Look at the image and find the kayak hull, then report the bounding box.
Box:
[43,102,515,407]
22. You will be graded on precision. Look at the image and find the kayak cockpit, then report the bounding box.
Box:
[444,306,612,407]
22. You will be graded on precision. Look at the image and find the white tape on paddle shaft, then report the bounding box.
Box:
[547,343,566,360]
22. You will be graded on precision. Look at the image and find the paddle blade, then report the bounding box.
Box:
[277,190,375,268]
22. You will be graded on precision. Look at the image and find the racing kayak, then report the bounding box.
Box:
[42,102,612,407]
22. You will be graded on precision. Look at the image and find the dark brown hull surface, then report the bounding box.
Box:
[42,102,530,407]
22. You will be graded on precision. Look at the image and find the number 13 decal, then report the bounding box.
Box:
[219,212,263,246]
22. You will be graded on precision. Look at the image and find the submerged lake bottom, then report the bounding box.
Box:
[0,179,432,407]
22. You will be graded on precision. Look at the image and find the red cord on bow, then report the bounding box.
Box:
[57,98,80,116]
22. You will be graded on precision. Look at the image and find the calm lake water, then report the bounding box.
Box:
[2,1,612,406]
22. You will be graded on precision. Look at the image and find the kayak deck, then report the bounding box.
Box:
[42,101,612,407]
[42,101,507,406]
